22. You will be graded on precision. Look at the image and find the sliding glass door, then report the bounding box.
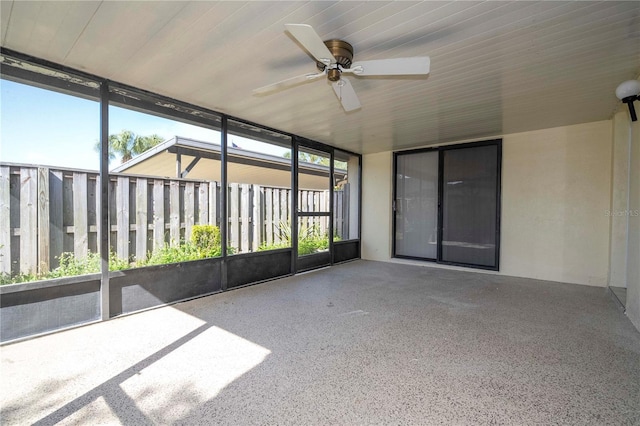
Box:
[393,140,501,270]
[441,144,500,267]
[394,150,438,259]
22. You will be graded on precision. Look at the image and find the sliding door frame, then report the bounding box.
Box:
[393,139,502,271]
[392,146,439,262]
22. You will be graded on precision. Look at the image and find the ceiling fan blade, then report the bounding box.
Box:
[332,77,361,112]
[285,24,336,65]
[254,72,324,95]
[349,57,430,76]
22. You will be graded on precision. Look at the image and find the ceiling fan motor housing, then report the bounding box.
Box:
[317,39,354,80]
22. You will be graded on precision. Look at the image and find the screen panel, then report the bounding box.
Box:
[441,144,499,268]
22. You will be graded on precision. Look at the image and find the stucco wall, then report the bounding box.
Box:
[610,113,631,289]
[628,117,640,330]
[500,121,612,286]
[362,151,393,261]
[362,121,613,287]
[611,109,640,330]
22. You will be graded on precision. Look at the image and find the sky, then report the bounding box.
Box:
[0,79,289,171]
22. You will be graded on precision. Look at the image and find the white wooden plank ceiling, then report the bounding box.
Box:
[1,1,638,154]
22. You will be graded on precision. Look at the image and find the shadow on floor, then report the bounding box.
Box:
[3,261,640,425]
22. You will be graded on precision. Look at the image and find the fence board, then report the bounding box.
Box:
[314,191,319,213]
[0,166,10,274]
[73,173,89,260]
[209,182,217,227]
[19,168,38,274]
[278,189,289,235]
[252,185,261,252]
[240,184,250,252]
[135,178,148,260]
[107,178,115,253]
[301,190,308,231]
[169,181,180,246]
[63,174,75,253]
[344,183,350,238]
[198,182,208,225]
[37,168,50,273]
[49,170,64,269]
[115,176,129,259]
[87,176,98,254]
[320,191,327,236]
[265,188,273,245]
[324,191,329,234]
[153,180,165,250]
[334,191,342,239]
[273,188,281,243]
[185,182,195,240]
[229,183,239,249]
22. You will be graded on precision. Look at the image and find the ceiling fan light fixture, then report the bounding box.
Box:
[616,80,640,122]
[327,68,341,82]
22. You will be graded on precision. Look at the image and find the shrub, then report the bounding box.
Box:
[138,242,203,266]
[109,252,131,271]
[1,251,131,285]
[0,272,38,286]
[190,225,222,258]
[50,251,131,277]
[137,225,225,267]
[257,221,331,255]
[47,252,100,278]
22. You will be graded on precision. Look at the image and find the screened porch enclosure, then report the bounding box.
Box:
[0,51,361,343]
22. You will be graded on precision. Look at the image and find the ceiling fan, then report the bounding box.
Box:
[254,24,431,112]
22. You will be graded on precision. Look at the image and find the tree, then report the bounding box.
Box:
[283,151,330,166]
[283,151,346,169]
[95,130,165,164]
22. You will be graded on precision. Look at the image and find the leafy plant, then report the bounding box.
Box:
[190,224,222,257]
[138,242,204,266]
[49,252,102,278]
[109,252,131,271]
[1,251,131,285]
[0,272,39,286]
[258,221,331,255]
[137,225,226,267]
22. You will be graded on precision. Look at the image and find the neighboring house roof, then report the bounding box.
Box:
[112,136,346,190]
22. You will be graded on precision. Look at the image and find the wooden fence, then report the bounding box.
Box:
[1,164,349,275]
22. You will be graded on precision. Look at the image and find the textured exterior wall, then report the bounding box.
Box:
[362,121,613,287]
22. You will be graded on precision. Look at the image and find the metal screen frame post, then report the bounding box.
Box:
[291,138,299,273]
[329,149,335,264]
[220,116,228,290]
[99,81,110,320]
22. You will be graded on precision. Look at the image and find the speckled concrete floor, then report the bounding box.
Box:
[2,260,639,425]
